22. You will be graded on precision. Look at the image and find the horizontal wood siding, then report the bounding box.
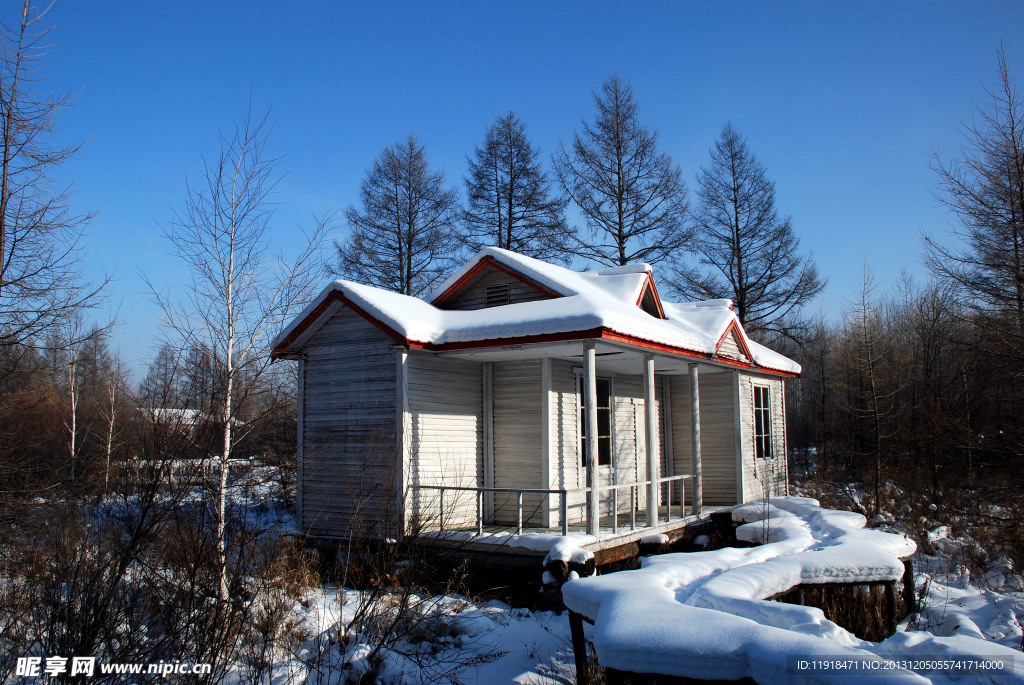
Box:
[739,374,788,500]
[549,367,668,523]
[406,352,482,530]
[301,306,397,539]
[441,264,553,310]
[550,360,585,523]
[718,331,745,359]
[671,370,738,505]
[492,359,545,524]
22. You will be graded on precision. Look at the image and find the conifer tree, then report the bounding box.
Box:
[671,123,824,340]
[338,135,460,296]
[463,111,569,261]
[553,75,689,266]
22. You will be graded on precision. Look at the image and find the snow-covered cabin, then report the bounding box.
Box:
[272,248,800,541]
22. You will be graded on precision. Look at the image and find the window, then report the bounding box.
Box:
[485,282,510,307]
[754,385,772,459]
[580,378,612,466]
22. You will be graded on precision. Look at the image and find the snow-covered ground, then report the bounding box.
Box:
[238,589,579,685]
[223,470,1024,684]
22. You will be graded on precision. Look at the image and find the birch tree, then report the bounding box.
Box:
[151,106,330,602]
[553,74,690,266]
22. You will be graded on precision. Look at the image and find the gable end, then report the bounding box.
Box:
[432,256,561,310]
[636,274,667,319]
[715,321,753,362]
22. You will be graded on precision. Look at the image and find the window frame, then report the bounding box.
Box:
[577,374,613,467]
[753,383,773,460]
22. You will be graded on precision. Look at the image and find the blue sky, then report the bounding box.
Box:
[30,1,1024,377]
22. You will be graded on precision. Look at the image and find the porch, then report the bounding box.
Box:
[402,338,739,540]
[416,473,694,537]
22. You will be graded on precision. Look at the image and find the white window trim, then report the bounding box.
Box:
[752,382,773,460]
[574,370,615,479]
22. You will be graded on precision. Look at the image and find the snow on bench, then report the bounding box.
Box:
[561,496,1023,684]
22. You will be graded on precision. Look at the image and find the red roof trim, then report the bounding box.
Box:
[424,327,799,378]
[271,290,409,358]
[430,256,563,307]
[273,288,799,378]
[714,320,755,361]
[635,273,667,319]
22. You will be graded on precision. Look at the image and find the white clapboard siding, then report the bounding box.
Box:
[440,265,553,310]
[492,359,545,524]
[739,374,788,500]
[549,367,668,524]
[718,330,746,359]
[549,360,584,523]
[670,370,738,505]
[406,352,483,529]
[300,306,398,539]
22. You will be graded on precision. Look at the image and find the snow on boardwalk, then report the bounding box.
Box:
[562,497,1024,684]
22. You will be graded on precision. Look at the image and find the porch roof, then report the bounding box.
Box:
[272,249,800,376]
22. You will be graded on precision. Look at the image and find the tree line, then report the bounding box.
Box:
[338,74,824,341]
[0,0,1022,677]
[785,49,1024,570]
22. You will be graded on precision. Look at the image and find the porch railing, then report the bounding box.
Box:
[417,474,694,538]
[596,474,692,534]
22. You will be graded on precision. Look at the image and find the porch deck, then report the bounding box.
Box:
[415,504,731,558]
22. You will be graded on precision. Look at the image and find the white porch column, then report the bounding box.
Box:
[689,362,703,516]
[482,362,494,523]
[643,354,658,527]
[395,348,410,536]
[584,341,599,536]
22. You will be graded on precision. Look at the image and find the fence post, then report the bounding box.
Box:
[516,491,523,535]
[439,488,445,532]
[611,486,618,534]
[630,485,636,530]
[560,492,568,536]
[477,489,483,535]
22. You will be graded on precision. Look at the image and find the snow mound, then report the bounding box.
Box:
[561,497,1023,683]
[544,537,595,566]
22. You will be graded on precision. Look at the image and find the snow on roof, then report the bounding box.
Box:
[274,248,801,375]
[429,247,654,304]
[560,498,1022,683]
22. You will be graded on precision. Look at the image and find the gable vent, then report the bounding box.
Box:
[485,282,511,307]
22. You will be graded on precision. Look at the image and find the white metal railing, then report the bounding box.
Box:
[416,473,695,538]
[416,485,574,535]
[595,474,692,534]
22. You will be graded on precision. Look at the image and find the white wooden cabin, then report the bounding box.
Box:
[272,248,800,541]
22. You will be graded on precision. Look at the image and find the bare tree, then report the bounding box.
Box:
[337,134,460,295]
[553,74,690,266]
[463,111,569,261]
[96,354,127,497]
[671,123,824,340]
[924,47,1024,364]
[149,105,331,602]
[0,0,107,349]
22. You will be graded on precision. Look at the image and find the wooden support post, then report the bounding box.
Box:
[689,362,703,516]
[644,354,658,527]
[569,611,590,685]
[482,362,494,523]
[584,342,599,536]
